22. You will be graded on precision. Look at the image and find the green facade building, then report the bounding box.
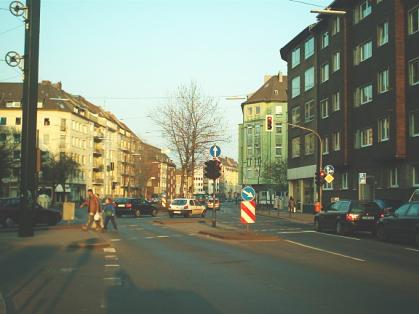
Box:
[238,74,288,203]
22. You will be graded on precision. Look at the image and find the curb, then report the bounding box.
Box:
[198,230,278,241]
[0,291,6,314]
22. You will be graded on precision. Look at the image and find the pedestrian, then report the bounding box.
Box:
[80,189,102,232]
[103,197,118,231]
[288,196,296,217]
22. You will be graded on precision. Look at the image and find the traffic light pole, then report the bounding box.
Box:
[19,0,41,237]
[212,179,216,227]
[287,123,323,210]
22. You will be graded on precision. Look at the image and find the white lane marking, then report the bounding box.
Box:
[110,239,121,242]
[277,230,316,234]
[157,235,169,238]
[103,248,116,253]
[145,236,155,239]
[316,232,360,241]
[405,248,419,253]
[285,240,366,262]
[104,264,120,267]
[188,233,196,236]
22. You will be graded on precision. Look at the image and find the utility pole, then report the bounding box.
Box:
[19,0,41,237]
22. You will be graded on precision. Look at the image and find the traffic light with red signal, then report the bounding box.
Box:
[315,170,326,185]
[266,115,273,131]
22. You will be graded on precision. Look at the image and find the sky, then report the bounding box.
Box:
[0,0,330,161]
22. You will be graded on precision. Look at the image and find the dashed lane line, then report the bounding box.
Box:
[156,235,170,238]
[104,264,120,267]
[110,239,121,242]
[285,240,366,262]
[405,247,419,253]
[103,247,116,253]
[316,232,361,241]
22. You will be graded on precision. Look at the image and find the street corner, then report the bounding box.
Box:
[198,229,279,241]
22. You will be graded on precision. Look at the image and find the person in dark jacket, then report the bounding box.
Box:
[288,196,296,217]
[103,197,117,231]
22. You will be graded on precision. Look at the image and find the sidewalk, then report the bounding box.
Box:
[256,208,315,225]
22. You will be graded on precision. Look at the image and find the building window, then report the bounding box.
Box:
[332,131,340,151]
[291,76,301,98]
[320,63,329,83]
[355,128,373,148]
[291,106,301,124]
[275,105,283,116]
[255,106,260,115]
[291,48,301,68]
[354,84,373,107]
[332,16,340,35]
[413,165,419,187]
[378,117,390,142]
[0,117,6,125]
[275,123,282,134]
[342,172,348,190]
[247,107,253,116]
[354,41,372,65]
[378,69,389,93]
[409,57,419,86]
[354,0,372,24]
[304,37,315,59]
[324,181,333,190]
[332,51,340,72]
[321,32,329,49]
[408,6,419,35]
[13,133,20,143]
[410,111,419,137]
[60,118,66,131]
[0,133,6,143]
[291,137,301,158]
[275,145,282,156]
[322,136,329,155]
[320,99,329,119]
[304,134,315,155]
[304,100,315,122]
[390,168,398,188]
[44,118,50,126]
[332,92,340,111]
[377,21,388,46]
[44,134,50,145]
[304,67,315,91]
[13,150,21,160]
[15,117,21,125]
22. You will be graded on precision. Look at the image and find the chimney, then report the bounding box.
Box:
[264,75,273,83]
[278,71,283,83]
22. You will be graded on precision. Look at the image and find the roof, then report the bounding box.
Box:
[241,74,287,109]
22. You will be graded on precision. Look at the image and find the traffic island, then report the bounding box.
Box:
[198,229,279,241]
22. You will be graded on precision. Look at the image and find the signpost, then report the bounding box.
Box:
[206,145,222,227]
[209,145,221,158]
[241,186,256,201]
[241,186,256,231]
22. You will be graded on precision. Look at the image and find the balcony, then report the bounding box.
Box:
[92,177,104,185]
[93,144,104,156]
[93,164,104,172]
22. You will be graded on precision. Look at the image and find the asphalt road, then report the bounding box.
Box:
[1,202,418,314]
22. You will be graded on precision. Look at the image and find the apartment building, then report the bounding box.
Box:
[281,0,419,206]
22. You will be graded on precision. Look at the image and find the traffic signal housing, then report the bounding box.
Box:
[266,115,273,131]
[315,170,326,185]
[204,159,222,180]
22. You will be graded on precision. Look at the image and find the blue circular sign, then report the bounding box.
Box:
[241,186,256,201]
[210,145,221,157]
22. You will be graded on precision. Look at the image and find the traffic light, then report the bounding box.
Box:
[204,159,222,180]
[266,115,273,131]
[204,160,211,179]
[319,170,326,185]
[214,159,222,179]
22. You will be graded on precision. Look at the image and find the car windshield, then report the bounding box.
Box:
[351,201,380,213]
[114,198,130,204]
[172,199,187,205]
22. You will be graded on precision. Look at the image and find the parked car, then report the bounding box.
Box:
[193,193,208,205]
[376,201,419,247]
[314,200,382,235]
[374,199,404,215]
[409,189,419,202]
[206,198,220,210]
[0,197,62,227]
[114,198,158,217]
[168,198,206,218]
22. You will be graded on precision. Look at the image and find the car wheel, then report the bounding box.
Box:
[169,212,174,218]
[314,218,322,232]
[336,221,346,235]
[135,209,141,218]
[151,209,157,217]
[376,225,388,242]
[4,217,15,228]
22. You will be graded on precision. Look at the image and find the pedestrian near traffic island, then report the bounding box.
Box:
[80,189,102,231]
[288,196,296,217]
[103,197,118,231]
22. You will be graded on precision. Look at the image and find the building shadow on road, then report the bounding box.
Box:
[105,270,222,314]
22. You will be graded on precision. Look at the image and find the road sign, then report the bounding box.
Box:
[325,174,334,184]
[241,200,256,224]
[241,186,256,201]
[359,173,367,184]
[324,165,335,175]
[209,145,221,158]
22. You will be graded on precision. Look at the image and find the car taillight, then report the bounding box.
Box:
[380,213,384,218]
[346,213,359,222]
[126,203,132,208]
[184,205,188,209]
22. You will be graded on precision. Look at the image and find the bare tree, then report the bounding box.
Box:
[151,81,227,196]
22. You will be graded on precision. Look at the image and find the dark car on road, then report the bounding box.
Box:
[376,201,419,247]
[374,199,404,215]
[114,198,158,217]
[0,197,62,227]
[314,200,381,235]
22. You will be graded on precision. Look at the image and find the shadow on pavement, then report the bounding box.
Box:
[105,270,222,314]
